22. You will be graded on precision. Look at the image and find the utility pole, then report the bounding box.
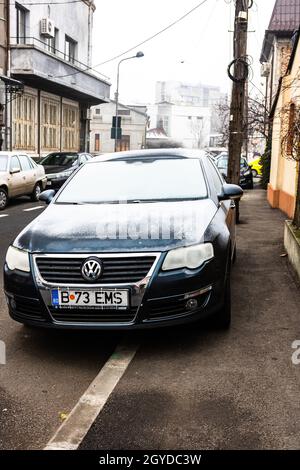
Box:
[227,0,249,185]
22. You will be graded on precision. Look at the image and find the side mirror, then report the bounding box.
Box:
[218,183,243,202]
[39,189,56,205]
[10,167,20,174]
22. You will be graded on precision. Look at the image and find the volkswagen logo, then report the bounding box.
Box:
[81,257,103,282]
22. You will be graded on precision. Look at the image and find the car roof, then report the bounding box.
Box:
[91,148,206,163]
[0,151,30,156]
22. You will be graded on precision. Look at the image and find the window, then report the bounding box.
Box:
[16,4,27,44]
[287,103,295,155]
[95,108,101,115]
[118,109,131,116]
[18,155,32,171]
[116,135,130,152]
[0,155,8,171]
[41,97,60,151]
[62,103,79,151]
[65,35,77,63]
[94,133,100,152]
[13,92,37,150]
[10,156,21,172]
[203,158,223,196]
[56,159,208,205]
[45,28,58,54]
[157,116,169,136]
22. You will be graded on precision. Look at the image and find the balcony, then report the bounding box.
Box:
[10,37,111,105]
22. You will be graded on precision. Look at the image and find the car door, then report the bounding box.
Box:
[8,155,25,197]
[18,155,36,194]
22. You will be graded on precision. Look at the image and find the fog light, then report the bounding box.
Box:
[186,298,198,310]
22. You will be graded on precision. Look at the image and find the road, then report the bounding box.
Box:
[1,190,300,450]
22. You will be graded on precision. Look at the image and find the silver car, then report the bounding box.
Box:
[0,152,47,210]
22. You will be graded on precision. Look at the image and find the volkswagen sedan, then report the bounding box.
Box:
[3,149,243,330]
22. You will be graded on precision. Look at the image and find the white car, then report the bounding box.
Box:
[0,152,47,210]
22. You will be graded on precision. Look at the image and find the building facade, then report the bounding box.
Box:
[90,101,148,153]
[3,0,110,157]
[147,101,211,149]
[268,32,300,219]
[260,0,300,112]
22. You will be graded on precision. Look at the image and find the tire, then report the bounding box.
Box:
[0,187,8,211]
[215,274,231,329]
[31,183,42,202]
[251,169,258,177]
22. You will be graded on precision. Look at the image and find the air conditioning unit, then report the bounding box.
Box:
[261,63,271,77]
[40,18,55,38]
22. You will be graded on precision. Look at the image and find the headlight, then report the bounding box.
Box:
[6,246,30,272]
[59,169,74,178]
[162,243,214,271]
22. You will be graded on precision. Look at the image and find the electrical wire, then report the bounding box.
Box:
[53,0,211,79]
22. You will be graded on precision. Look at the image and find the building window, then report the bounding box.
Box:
[65,35,77,63]
[118,109,130,116]
[117,135,130,152]
[157,116,169,136]
[45,28,58,54]
[16,3,27,44]
[287,103,296,156]
[62,103,79,151]
[95,108,101,115]
[13,92,37,150]
[41,97,60,151]
[94,133,100,152]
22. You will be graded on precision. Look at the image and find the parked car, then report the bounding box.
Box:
[4,149,243,330]
[249,157,262,177]
[40,152,93,189]
[0,152,47,210]
[215,153,253,189]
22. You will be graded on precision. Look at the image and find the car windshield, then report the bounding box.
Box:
[0,155,8,172]
[40,153,78,166]
[56,158,208,204]
[217,156,248,170]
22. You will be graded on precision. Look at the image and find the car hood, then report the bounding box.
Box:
[13,199,217,253]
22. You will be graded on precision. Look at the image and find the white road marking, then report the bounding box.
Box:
[44,340,139,451]
[23,206,44,212]
[0,214,9,218]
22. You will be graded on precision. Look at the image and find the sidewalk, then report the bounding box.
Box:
[78,189,300,450]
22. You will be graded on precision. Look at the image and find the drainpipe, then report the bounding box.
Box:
[87,3,92,67]
[4,0,9,150]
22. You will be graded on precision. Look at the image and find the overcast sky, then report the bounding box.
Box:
[92,0,275,104]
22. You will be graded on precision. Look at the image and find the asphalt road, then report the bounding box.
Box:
[1,189,300,450]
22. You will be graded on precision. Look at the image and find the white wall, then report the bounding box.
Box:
[90,101,147,153]
[10,0,93,65]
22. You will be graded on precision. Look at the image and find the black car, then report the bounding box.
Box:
[215,153,253,189]
[40,152,92,189]
[4,149,243,330]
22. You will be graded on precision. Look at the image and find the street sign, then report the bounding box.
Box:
[111,127,122,139]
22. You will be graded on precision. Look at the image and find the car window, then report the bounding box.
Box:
[28,157,37,168]
[56,159,208,204]
[0,155,8,172]
[18,155,32,171]
[10,156,21,172]
[217,157,228,169]
[85,154,92,160]
[79,155,87,164]
[204,158,224,196]
[40,153,78,166]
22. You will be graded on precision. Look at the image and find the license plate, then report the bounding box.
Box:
[51,289,129,308]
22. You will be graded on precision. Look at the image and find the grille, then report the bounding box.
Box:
[35,256,156,285]
[49,306,138,323]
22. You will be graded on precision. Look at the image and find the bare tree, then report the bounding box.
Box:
[280,104,300,228]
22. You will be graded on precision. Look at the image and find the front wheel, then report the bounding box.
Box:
[0,187,8,210]
[215,274,231,329]
[31,183,42,202]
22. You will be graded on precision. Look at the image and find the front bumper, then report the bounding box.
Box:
[3,253,226,330]
[46,176,68,189]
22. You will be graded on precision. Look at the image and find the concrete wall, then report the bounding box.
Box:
[10,0,93,65]
[90,101,147,153]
